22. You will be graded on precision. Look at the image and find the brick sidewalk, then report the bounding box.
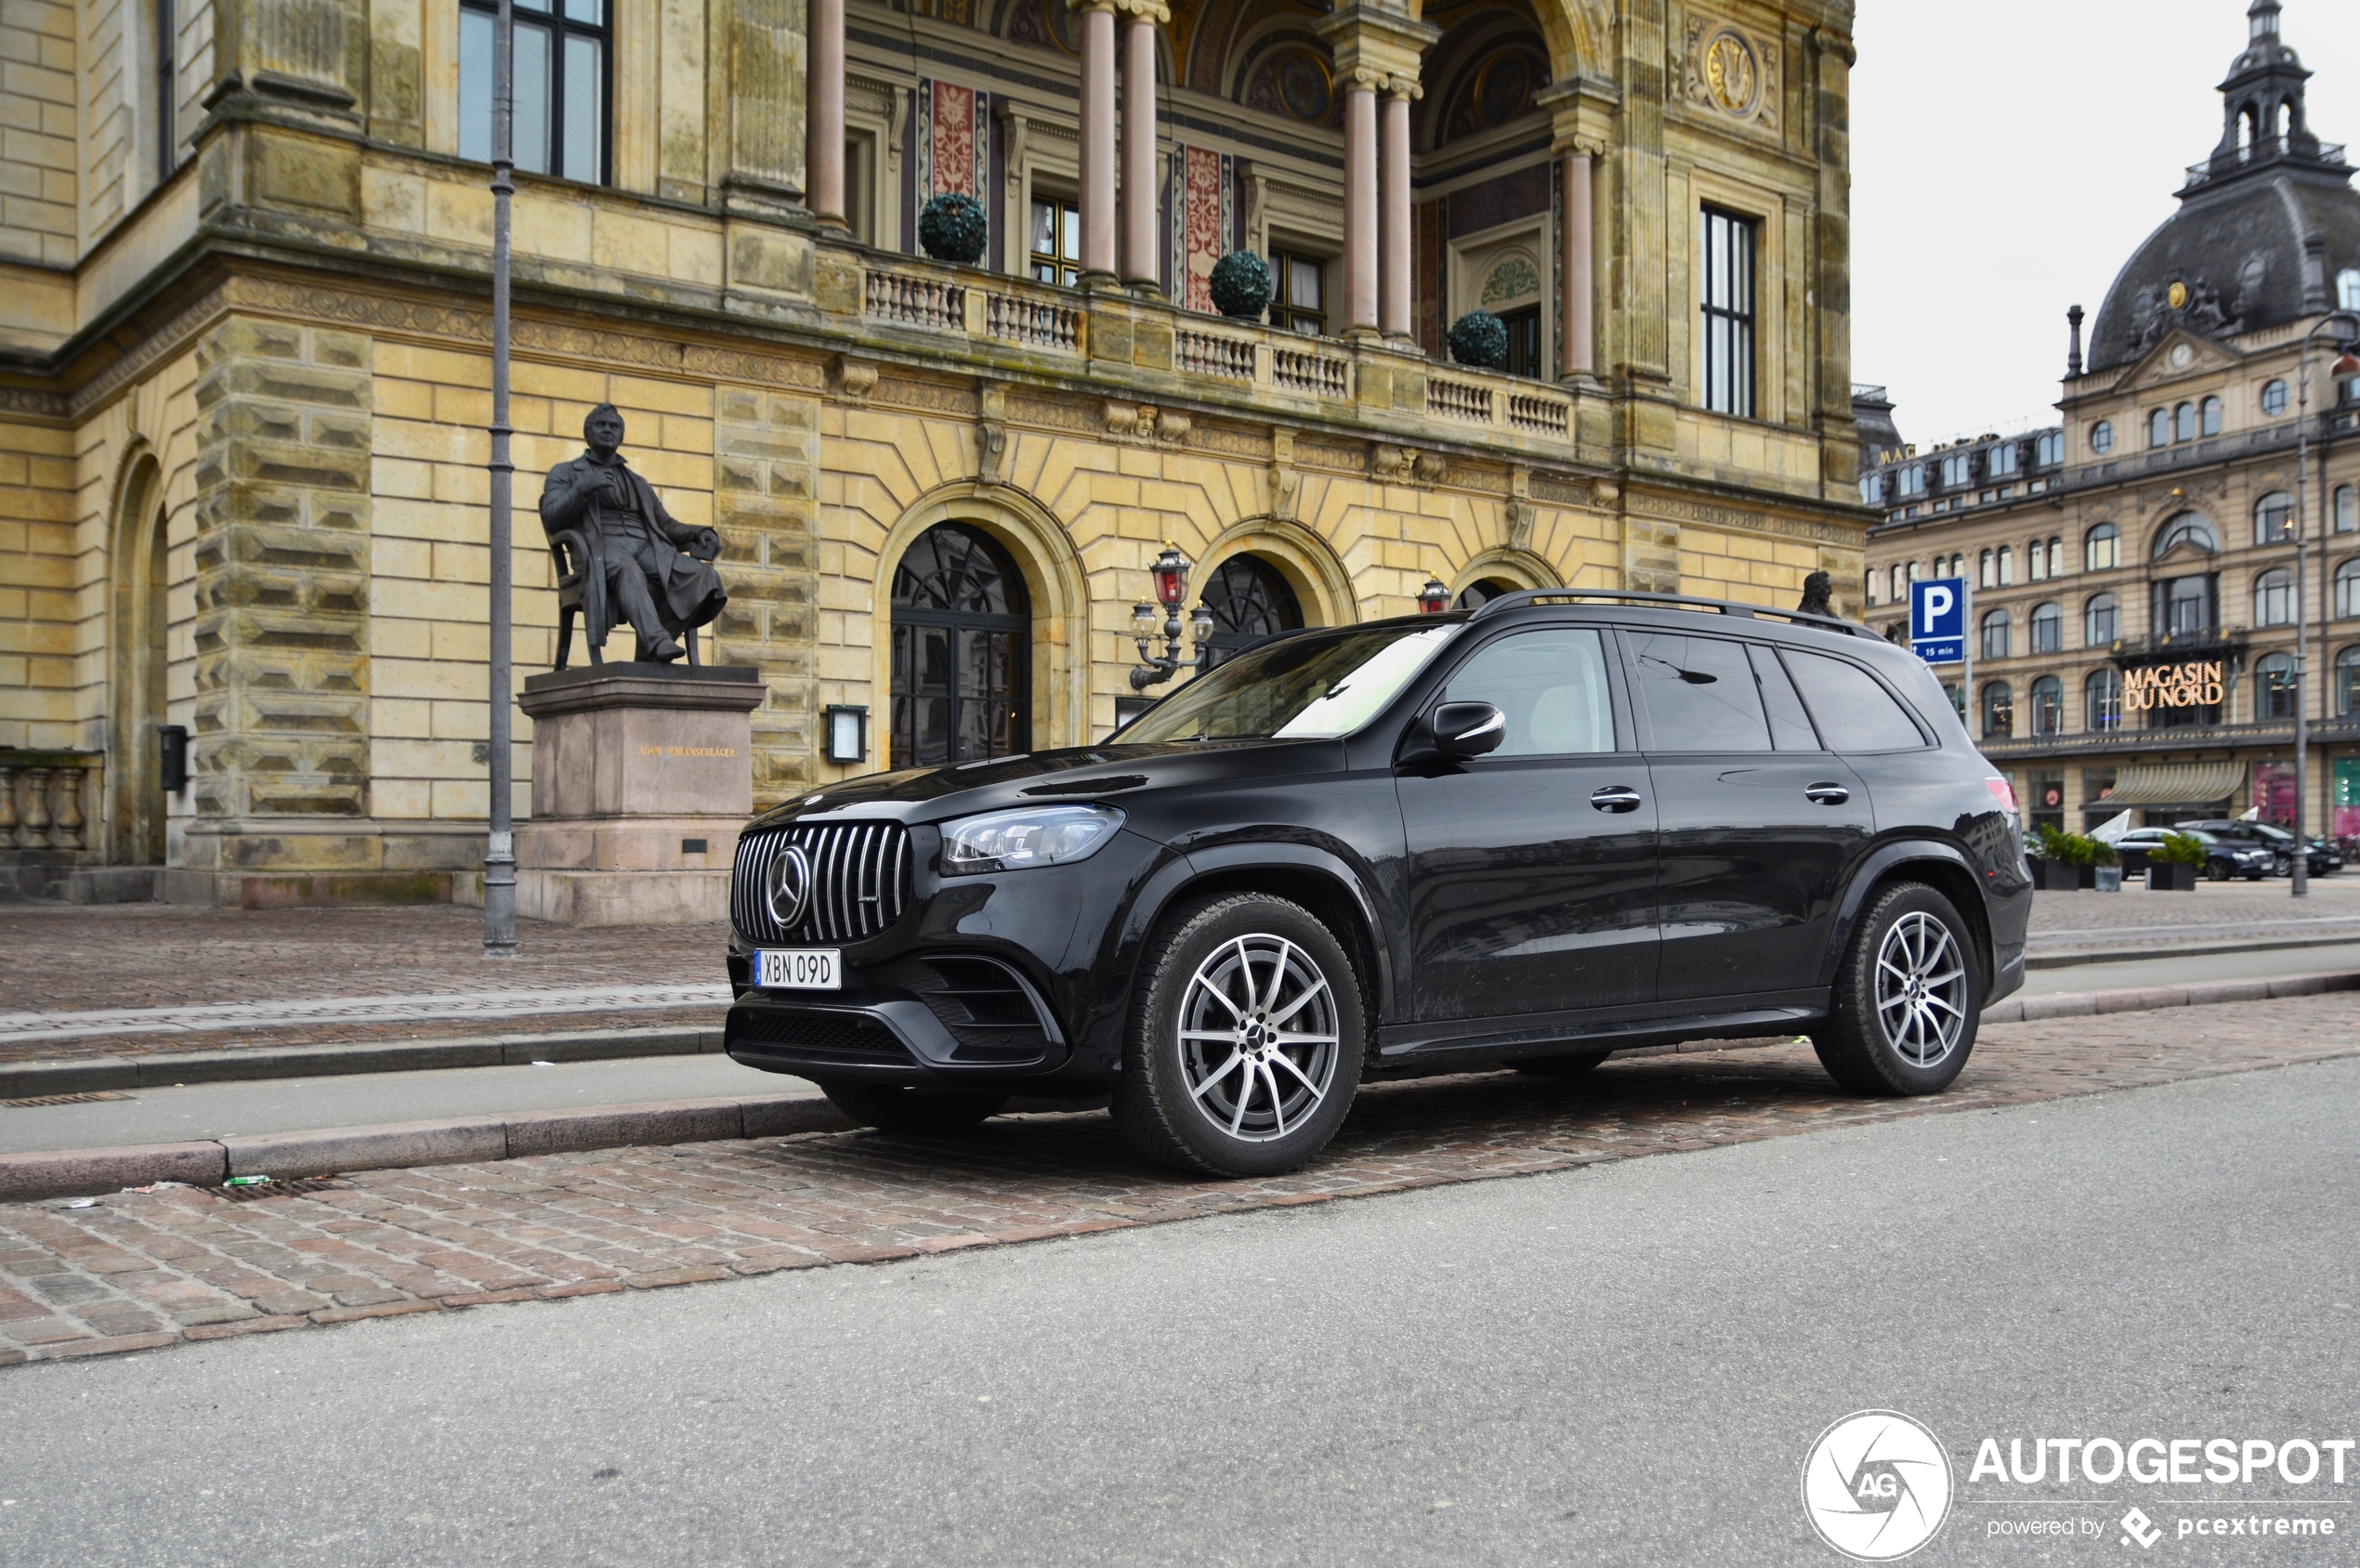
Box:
[2,993,2353,1366]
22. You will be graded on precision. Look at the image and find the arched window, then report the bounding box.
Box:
[1888,564,1906,602]
[1988,441,2021,478]
[1454,578,1516,610]
[2335,485,2355,535]
[2254,568,2296,627]
[2153,512,2219,558]
[1857,474,1881,507]
[888,522,1030,769]
[2174,401,2196,442]
[2085,522,2119,571]
[2027,539,2047,582]
[2255,651,2297,720]
[1863,569,1876,605]
[2261,379,2289,416]
[2029,602,2063,654]
[2084,668,2122,732]
[2036,430,2065,466]
[1948,554,1964,578]
[1978,548,1995,588]
[2047,537,2065,578]
[2085,592,2119,646]
[2338,558,2360,620]
[1980,608,2010,660]
[1981,681,2013,739]
[2255,491,2296,545]
[2028,674,2063,738]
[1198,553,1304,665]
[2340,646,2360,718]
[1997,544,2014,585]
[2200,396,2222,436]
[2091,420,2115,455]
[2148,409,2170,448]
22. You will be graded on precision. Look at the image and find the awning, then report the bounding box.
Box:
[2087,761,2245,810]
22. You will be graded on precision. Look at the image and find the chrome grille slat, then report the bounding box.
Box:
[733,821,911,947]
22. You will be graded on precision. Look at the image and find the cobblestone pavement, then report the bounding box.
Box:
[1,993,2351,1366]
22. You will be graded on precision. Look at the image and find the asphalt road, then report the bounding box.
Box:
[3,1052,2354,1566]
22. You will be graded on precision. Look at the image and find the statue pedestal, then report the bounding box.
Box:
[505,664,766,926]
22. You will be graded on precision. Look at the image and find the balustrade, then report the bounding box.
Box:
[0,753,98,852]
[1426,376,1494,424]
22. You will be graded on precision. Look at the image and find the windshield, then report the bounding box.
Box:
[1116,625,1458,743]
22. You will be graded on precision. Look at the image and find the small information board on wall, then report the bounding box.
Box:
[1909,578,1968,666]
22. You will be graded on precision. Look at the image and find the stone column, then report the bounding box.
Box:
[1342,74,1381,335]
[1380,78,1418,340]
[1119,0,1168,293]
[1560,147,1596,382]
[1075,0,1120,284]
[807,0,846,227]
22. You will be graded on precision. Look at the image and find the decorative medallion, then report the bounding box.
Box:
[1681,18,1779,130]
[1703,32,1757,113]
[2167,281,2189,310]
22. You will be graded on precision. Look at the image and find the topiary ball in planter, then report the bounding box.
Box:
[918,192,989,264]
[1210,251,1273,320]
[1448,310,1509,370]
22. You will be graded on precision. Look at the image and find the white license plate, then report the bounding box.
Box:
[754,948,841,990]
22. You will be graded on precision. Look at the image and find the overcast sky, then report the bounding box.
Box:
[1851,0,2360,449]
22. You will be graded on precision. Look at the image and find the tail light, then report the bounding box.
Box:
[1984,777,2018,816]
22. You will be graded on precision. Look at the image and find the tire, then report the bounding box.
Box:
[2206,859,2231,882]
[1111,893,1366,1177]
[1811,882,1980,1097]
[1512,1051,1611,1078]
[818,1079,1008,1136]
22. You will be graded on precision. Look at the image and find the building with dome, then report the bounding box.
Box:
[1861,0,2360,845]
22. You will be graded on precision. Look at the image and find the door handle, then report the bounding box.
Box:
[1804,783,1851,805]
[1591,785,1644,813]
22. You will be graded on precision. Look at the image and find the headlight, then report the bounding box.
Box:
[938,805,1124,876]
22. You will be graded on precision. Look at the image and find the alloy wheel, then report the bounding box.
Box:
[1176,934,1341,1143]
[1872,910,1967,1068]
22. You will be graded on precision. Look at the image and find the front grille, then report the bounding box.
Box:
[729,1010,911,1065]
[732,822,912,946]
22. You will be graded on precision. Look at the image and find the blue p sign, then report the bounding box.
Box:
[1911,577,1967,665]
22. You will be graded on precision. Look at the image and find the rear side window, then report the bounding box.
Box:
[1748,644,1819,751]
[1782,650,1930,752]
[1626,633,1772,751]
[1438,628,1617,755]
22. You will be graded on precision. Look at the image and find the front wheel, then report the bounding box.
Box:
[1112,894,1365,1177]
[1812,882,1980,1097]
[2206,859,2232,882]
[817,1079,1008,1136]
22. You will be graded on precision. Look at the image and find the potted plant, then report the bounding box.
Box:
[917,192,988,265]
[1210,252,1273,320]
[2146,831,2206,891]
[2030,826,2117,891]
[1448,311,1509,370]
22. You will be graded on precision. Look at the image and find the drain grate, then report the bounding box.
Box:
[0,1091,134,1108]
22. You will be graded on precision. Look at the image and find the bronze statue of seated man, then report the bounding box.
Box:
[539,403,726,663]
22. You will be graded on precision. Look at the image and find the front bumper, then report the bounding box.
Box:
[725,953,1103,1090]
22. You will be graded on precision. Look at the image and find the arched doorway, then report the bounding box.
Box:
[1455,578,1517,610]
[889,522,1030,768]
[1199,553,1304,665]
[105,462,169,866]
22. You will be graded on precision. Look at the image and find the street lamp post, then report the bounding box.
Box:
[2288,310,2360,900]
[1131,546,1216,690]
[481,0,518,957]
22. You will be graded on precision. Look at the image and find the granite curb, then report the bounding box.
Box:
[2025,930,2360,970]
[0,1024,723,1099]
[1978,967,2360,1022]
[0,1093,848,1202]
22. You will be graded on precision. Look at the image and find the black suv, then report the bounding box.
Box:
[723,591,2030,1176]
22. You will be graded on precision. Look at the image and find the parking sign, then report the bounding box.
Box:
[1910,577,1968,665]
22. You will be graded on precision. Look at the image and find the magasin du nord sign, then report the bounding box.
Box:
[2121,660,2226,713]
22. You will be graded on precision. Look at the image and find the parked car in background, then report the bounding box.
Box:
[720,591,2031,1177]
[2174,819,2342,878]
[2113,827,2272,882]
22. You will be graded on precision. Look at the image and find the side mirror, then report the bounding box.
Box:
[1432,701,1505,760]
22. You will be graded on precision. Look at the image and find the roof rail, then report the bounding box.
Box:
[1464,587,1881,639]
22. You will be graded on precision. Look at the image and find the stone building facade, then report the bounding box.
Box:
[0,0,1869,905]
[1860,1,2360,843]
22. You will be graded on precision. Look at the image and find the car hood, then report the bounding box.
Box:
[747,738,1350,829]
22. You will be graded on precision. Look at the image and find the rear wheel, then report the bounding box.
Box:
[1512,1051,1611,1078]
[817,1080,1008,1136]
[1812,882,1980,1097]
[1112,894,1365,1177]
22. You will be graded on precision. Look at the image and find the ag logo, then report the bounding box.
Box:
[764,842,814,928]
[1802,1410,1953,1561]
